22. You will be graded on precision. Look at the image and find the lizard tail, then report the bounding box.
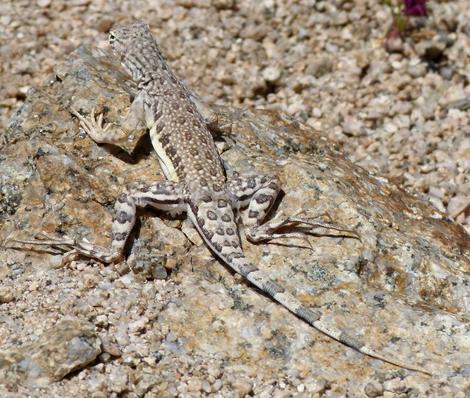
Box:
[187,202,432,376]
[228,253,432,376]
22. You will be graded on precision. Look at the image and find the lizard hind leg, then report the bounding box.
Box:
[227,173,281,225]
[7,181,186,265]
[227,173,359,244]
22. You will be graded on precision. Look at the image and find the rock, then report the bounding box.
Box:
[0,46,469,397]
[446,97,470,111]
[108,365,129,394]
[448,196,470,220]
[383,376,406,393]
[36,0,51,7]
[262,66,282,84]
[342,116,365,137]
[415,37,447,62]
[364,380,384,397]
[0,320,101,387]
[408,63,427,78]
[0,287,15,303]
[439,66,454,80]
[306,55,333,77]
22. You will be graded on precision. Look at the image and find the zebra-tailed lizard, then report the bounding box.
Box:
[8,21,431,376]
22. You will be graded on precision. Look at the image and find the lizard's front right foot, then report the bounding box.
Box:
[71,108,113,143]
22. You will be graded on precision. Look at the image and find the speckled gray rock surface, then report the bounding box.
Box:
[0,47,469,397]
[0,320,101,388]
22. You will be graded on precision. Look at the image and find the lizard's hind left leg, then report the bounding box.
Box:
[228,173,358,244]
[227,173,281,240]
[7,181,186,264]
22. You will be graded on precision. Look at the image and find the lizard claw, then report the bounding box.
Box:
[246,209,360,245]
[5,232,117,266]
[71,107,112,142]
[5,232,79,267]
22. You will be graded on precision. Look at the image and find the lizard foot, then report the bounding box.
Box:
[5,232,121,266]
[71,107,113,143]
[246,209,360,246]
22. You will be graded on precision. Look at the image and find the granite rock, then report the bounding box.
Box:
[0,320,101,388]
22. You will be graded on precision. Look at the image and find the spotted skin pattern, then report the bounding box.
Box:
[226,174,281,241]
[10,21,430,376]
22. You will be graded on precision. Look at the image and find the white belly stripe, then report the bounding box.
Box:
[149,126,179,182]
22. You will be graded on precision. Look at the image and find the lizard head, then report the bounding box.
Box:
[108,21,164,80]
[109,20,153,57]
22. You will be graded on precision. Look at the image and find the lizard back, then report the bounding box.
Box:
[110,21,225,190]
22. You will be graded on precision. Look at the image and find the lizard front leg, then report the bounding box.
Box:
[71,90,148,151]
[227,173,359,244]
[7,181,186,264]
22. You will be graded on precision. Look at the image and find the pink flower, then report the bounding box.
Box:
[403,0,427,16]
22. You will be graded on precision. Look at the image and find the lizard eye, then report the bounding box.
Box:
[109,32,116,43]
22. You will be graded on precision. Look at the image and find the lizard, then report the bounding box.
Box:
[8,21,431,376]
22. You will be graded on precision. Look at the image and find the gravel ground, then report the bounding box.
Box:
[0,0,469,231]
